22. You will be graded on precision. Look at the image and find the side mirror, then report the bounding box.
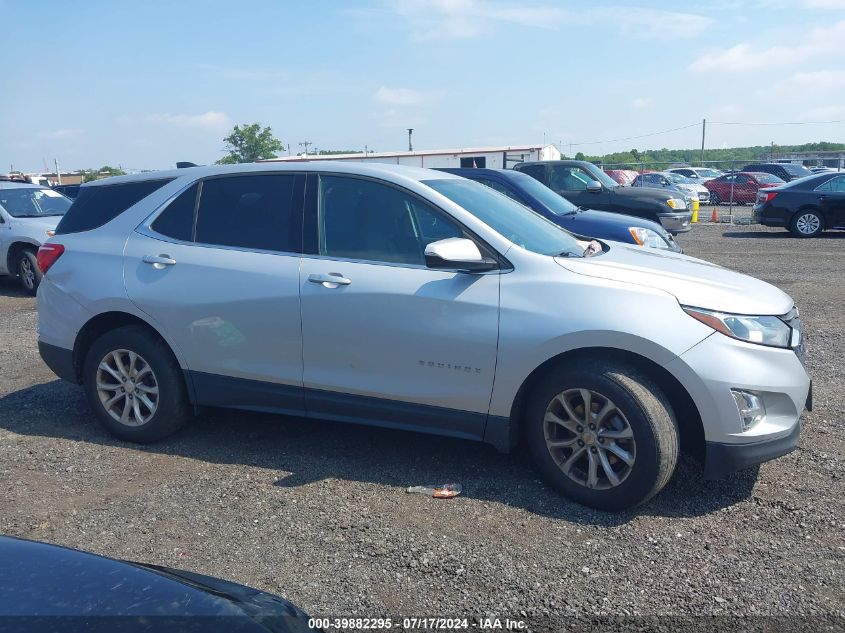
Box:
[424,238,498,272]
[586,180,602,193]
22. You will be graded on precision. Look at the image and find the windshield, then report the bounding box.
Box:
[697,168,722,178]
[0,187,71,217]
[423,179,585,257]
[664,172,695,185]
[509,173,580,216]
[783,164,812,177]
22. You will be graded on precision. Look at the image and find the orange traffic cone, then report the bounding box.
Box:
[711,207,718,223]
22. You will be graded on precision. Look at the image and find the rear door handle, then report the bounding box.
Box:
[142,254,177,268]
[308,272,351,287]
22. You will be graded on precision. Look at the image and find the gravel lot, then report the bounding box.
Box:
[1,222,843,629]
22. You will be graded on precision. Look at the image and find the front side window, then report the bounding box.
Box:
[549,165,592,191]
[318,175,463,266]
[194,175,297,252]
[0,187,71,218]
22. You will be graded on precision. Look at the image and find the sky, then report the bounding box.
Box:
[2,0,844,172]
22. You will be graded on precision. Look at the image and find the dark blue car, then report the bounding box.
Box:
[438,168,682,252]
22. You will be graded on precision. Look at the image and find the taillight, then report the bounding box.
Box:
[759,191,778,203]
[36,243,64,274]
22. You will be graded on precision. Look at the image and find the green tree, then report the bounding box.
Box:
[217,123,284,164]
[81,166,126,182]
[574,151,586,161]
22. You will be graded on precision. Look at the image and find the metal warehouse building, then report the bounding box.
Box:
[260,144,562,169]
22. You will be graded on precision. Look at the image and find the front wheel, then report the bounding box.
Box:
[790,209,824,238]
[525,361,679,511]
[18,250,41,295]
[83,325,191,442]
[709,191,720,205]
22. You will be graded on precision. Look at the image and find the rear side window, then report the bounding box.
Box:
[55,179,173,235]
[518,164,546,183]
[194,175,297,252]
[151,183,198,242]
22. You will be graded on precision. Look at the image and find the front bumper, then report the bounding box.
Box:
[657,211,693,233]
[664,331,810,478]
[703,420,800,479]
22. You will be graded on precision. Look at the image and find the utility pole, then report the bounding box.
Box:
[407,128,414,152]
[54,158,62,185]
[299,141,312,157]
[699,118,706,166]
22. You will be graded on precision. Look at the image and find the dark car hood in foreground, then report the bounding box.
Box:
[0,536,311,632]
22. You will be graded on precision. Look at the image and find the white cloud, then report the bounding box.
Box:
[690,19,845,71]
[38,128,83,140]
[803,104,845,119]
[146,111,231,129]
[360,1,711,41]
[374,86,431,106]
[791,69,845,90]
[632,97,652,109]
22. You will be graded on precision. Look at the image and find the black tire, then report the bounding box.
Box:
[789,209,824,238]
[525,360,679,511]
[710,191,720,205]
[17,249,41,296]
[82,325,191,443]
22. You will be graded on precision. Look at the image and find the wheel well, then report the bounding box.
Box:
[509,347,705,460]
[72,312,173,382]
[6,241,38,275]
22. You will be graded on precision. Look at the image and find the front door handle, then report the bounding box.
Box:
[142,254,177,268]
[308,272,351,287]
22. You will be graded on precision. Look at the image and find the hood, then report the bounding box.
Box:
[556,243,792,315]
[9,215,61,231]
[612,185,679,203]
[571,208,668,234]
[675,183,707,194]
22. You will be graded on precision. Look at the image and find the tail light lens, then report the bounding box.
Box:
[758,191,778,203]
[36,243,64,274]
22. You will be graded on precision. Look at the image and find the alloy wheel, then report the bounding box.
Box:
[795,213,821,235]
[96,349,159,426]
[543,388,637,490]
[19,257,35,291]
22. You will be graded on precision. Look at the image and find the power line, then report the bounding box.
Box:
[568,123,700,147]
[711,120,843,126]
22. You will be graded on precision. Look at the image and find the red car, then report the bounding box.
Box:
[603,169,639,186]
[705,171,785,205]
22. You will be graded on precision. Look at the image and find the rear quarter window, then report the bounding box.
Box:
[55,179,173,235]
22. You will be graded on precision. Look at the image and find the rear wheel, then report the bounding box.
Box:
[83,326,190,442]
[790,209,823,238]
[525,360,679,511]
[17,249,41,295]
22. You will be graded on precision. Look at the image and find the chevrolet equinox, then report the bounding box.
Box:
[36,163,811,510]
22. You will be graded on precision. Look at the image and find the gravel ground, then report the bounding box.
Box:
[1,223,843,630]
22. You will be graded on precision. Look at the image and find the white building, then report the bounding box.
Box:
[259,144,561,169]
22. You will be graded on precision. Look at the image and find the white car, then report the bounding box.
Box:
[667,167,723,185]
[0,180,71,294]
[36,162,811,510]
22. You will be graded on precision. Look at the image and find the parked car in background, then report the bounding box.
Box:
[742,162,812,182]
[667,166,723,183]
[514,160,692,233]
[810,166,838,174]
[631,172,709,206]
[0,180,71,294]
[0,536,313,631]
[753,171,845,237]
[705,172,784,205]
[603,169,638,186]
[36,162,809,510]
[438,168,681,252]
[52,183,81,199]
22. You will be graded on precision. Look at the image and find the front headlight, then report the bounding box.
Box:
[666,197,687,209]
[629,227,673,249]
[682,306,792,348]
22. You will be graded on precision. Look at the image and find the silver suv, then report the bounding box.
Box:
[36,163,811,510]
[0,181,71,294]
